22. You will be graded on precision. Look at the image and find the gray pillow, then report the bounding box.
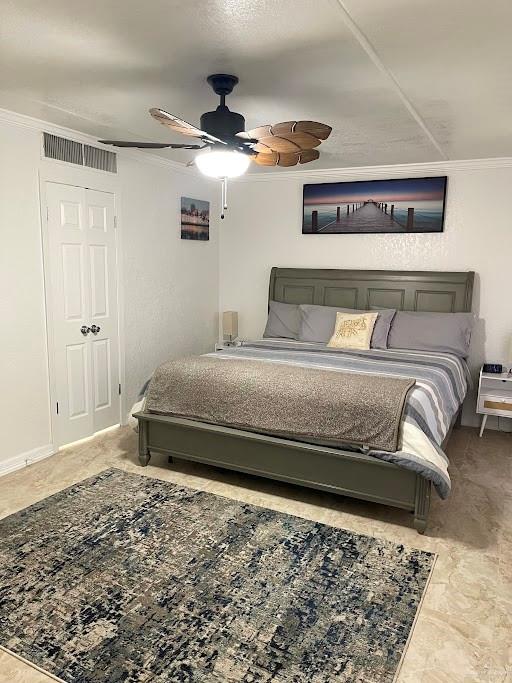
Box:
[263,300,301,340]
[387,311,475,357]
[298,304,396,349]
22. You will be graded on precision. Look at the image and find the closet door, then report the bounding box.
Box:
[45,182,120,446]
[86,189,119,433]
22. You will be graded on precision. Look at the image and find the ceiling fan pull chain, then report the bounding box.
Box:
[220,177,228,219]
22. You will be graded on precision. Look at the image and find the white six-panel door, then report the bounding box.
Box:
[45,182,120,446]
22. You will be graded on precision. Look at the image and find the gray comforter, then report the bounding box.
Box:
[145,355,415,452]
[212,340,469,498]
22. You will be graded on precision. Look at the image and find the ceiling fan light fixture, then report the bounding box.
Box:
[195,149,250,178]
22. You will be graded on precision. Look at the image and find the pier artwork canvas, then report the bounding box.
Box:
[181,196,210,240]
[302,176,447,234]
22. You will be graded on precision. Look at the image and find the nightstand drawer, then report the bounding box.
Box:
[478,393,512,415]
[483,399,512,412]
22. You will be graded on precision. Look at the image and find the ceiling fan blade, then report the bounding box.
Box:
[252,147,320,168]
[252,141,274,154]
[270,121,295,136]
[252,151,299,167]
[277,152,300,167]
[150,108,225,144]
[239,121,331,147]
[255,132,321,154]
[277,131,321,149]
[294,121,332,140]
[98,140,202,149]
[252,151,279,166]
[256,137,301,153]
[298,148,320,164]
[237,125,272,140]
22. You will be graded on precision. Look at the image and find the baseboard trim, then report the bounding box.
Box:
[0,444,56,477]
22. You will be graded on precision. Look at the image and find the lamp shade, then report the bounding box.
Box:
[222,311,238,341]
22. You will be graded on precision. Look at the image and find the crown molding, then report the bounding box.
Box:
[0,106,200,176]
[237,156,512,182]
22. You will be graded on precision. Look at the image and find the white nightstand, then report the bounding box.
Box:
[477,367,512,436]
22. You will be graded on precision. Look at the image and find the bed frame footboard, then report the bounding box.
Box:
[134,412,432,533]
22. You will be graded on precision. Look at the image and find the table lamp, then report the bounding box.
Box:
[222,311,238,345]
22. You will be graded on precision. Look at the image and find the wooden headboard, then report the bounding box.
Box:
[268,268,474,313]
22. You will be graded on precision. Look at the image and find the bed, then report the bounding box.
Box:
[134,268,474,533]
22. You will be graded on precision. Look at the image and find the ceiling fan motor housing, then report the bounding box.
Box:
[200,107,245,143]
[201,73,246,143]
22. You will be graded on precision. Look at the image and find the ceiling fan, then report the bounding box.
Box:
[99,74,332,216]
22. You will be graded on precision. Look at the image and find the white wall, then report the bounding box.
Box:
[219,162,512,428]
[0,112,219,471]
[0,123,53,464]
[119,155,219,410]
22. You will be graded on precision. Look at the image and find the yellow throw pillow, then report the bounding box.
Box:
[327,311,378,350]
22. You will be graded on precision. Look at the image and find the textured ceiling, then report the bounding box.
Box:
[1,0,511,171]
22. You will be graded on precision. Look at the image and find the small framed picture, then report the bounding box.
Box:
[181,197,210,241]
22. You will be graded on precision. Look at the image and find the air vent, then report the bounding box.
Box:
[84,144,117,173]
[43,133,83,165]
[43,133,117,173]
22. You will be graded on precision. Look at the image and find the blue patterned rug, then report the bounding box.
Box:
[0,468,434,682]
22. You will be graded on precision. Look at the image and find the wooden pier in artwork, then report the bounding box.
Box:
[310,201,416,233]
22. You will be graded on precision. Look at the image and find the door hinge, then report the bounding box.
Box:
[46,206,49,221]
[56,401,59,414]
[114,215,118,228]
[119,383,121,395]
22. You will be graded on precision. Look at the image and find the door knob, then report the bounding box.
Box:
[90,325,101,334]
[81,326,91,335]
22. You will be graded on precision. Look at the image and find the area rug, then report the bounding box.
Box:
[0,468,434,682]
